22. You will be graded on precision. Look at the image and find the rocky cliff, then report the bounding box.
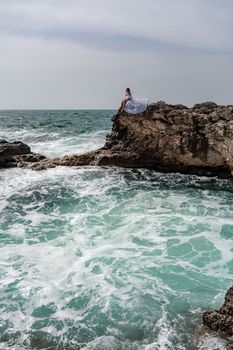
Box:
[1,101,233,177]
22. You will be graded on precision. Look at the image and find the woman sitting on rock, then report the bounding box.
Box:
[118,88,149,114]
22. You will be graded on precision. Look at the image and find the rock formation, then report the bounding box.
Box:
[0,140,46,168]
[28,101,233,177]
[1,101,233,177]
[203,286,233,349]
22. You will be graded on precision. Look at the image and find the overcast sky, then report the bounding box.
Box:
[0,0,233,109]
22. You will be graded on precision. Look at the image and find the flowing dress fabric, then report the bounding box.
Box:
[124,96,149,114]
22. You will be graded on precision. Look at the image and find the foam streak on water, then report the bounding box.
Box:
[0,110,233,349]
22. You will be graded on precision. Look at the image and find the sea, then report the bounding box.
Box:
[0,110,232,350]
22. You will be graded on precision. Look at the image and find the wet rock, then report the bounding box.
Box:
[0,140,46,168]
[203,286,233,348]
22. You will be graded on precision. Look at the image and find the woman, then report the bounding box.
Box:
[117,88,132,113]
[118,88,149,114]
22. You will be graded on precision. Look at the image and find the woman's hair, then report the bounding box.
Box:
[126,88,131,95]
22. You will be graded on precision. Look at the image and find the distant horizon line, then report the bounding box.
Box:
[0,108,117,111]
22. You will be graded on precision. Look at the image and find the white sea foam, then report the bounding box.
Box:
[0,127,107,157]
[0,164,232,349]
[197,334,227,350]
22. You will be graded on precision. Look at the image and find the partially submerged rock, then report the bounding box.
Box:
[203,286,233,348]
[2,101,233,178]
[0,140,46,168]
[29,101,233,177]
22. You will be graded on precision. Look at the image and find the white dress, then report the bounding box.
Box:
[124,94,149,114]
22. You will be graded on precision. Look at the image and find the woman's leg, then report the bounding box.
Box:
[117,100,124,113]
[120,100,126,112]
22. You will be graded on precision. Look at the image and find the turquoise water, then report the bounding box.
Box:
[0,110,233,350]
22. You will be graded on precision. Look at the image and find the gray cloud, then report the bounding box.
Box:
[0,0,233,108]
[1,0,233,52]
